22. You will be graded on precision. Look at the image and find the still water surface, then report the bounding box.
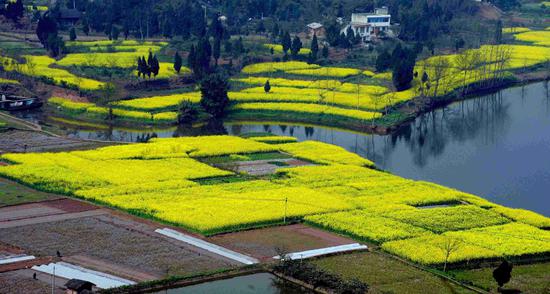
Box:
[153,273,307,294]
[13,82,550,215]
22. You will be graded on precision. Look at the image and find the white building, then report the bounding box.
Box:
[342,7,392,42]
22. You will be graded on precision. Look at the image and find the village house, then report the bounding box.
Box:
[306,22,325,38]
[342,7,392,42]
[56,8,81,28]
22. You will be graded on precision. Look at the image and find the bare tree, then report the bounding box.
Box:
[428,56,451,98]
[443,237,461,272]
[455,50,481,95]
[97,82,117,121]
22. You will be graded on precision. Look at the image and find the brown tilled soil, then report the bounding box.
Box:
[208,224,360,261]
[41,198,98,214]
[0,215,235,278]
[0,130,100,153]
[0,269,65,294]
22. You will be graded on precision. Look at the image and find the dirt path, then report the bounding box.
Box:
[0,209,108,229]
[208,224,361,261]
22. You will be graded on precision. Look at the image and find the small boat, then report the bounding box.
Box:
[0,94,43,111]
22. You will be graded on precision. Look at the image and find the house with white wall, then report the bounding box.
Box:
[342,7,392,42]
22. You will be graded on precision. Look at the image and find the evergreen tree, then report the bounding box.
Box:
[264,80,271,93]
[147,51,154,71]
[151,55,160,78]
[375,50,392,72]
[454,38,465,52]
[213,38,221,66]
[5,0,24,22]
[493,261,513,289]
[210,14,224,40]
[235,37,245,55]
[256,20,266,34]
[36,15,58,48]
[271,23,280,40]
[281,31,291,55]
[322,46,329,59]
[137,57,143,78]
[224,40,232,54]
[495,20,503,44]
[200,72,230,118]
[188,45,196,68]
[310,34,319,60]
[174,51,183,74]
[69,27,77,41]
[178,100,199,124]
[326,22,340,47]
[111,26,120,41]
[290,35,302,58]
[392,46,416,91]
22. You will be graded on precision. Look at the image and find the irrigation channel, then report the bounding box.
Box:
[10,81,550,216]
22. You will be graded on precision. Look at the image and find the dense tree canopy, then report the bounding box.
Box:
[45,0,483,43]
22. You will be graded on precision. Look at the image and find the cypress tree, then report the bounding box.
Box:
[188,45,196,68]
[174,51,182,73]
[151,55,160,77]
[311,34,319,60]
[69,27,77,41]
[213,37,221,66]
[375,50,391,72]
[495,20,503,44]
[291,35,302,58]
[264,80,271,93]
[322,46,329,59]
[281,31,291,55]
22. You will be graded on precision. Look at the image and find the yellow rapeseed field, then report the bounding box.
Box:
[1,135,549,261]
[1,55,104,90]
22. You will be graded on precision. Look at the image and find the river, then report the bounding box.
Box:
[12,81,550,215]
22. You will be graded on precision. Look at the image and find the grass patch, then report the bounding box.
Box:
[449,262,550,293]
[199,152,292,165]
[312,251,473,294]
[0,178,59,207]
[193,175,256,185]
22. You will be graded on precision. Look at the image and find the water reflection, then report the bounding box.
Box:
[10,82,550,215]
[226,82,550,216]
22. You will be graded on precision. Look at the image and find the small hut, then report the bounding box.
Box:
[306,22,325,38]
[65,279,95,294]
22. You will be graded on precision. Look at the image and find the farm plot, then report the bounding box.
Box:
[0,136,549,266]
[0,215,234,277]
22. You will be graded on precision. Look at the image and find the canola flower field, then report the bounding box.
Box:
[0,135,549,267]
[4,36,548,129]
[49,97,177,124]
[1,55,105,90]
[0,40,188,91]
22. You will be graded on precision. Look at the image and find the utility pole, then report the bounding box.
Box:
[283,197,288,224]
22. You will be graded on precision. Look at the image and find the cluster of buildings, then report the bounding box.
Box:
[307,6,394,43]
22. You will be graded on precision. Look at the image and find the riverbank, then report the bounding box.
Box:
[228,70,547,135]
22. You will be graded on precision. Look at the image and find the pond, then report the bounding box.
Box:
[153,273,308,294]
[12,81,550,216]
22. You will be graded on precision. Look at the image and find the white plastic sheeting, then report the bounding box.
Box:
[273,243,368,260]
[0,254,35,265]
[32,262,135,289]
[155,228,259,265]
